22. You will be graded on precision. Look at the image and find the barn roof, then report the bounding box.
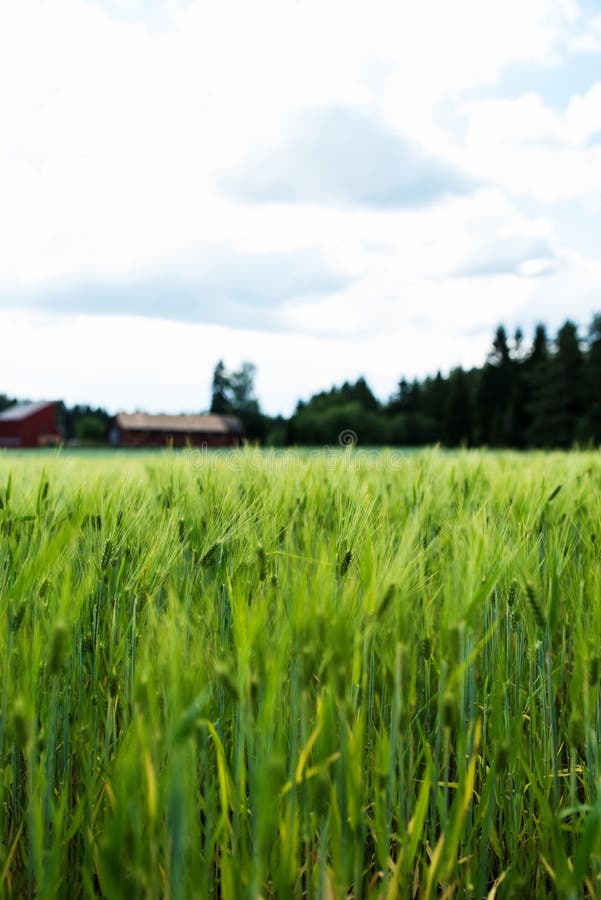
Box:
[115,412,243,434]
[0,401,56,421]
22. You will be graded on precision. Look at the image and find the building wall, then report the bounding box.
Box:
[118,429,240,448]
[0,404,60,448]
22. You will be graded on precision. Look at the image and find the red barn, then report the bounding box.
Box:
[113,412,244,448]
[0,401,62,448]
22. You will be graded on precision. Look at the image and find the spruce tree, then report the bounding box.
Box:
[210,360,231,414]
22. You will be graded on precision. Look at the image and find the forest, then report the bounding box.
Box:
[213,315,601,448]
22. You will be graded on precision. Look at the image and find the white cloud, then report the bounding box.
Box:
[465,85,601,148]
[462,85,601,202]
[570,12,601,52]
[0,0,599,412]
[0,0,583,284]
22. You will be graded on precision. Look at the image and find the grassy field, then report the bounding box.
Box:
[0,448,600,898]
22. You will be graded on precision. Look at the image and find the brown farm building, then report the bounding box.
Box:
[0,401,62,448]
[114,413,244,448]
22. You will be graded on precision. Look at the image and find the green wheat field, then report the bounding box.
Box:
[0,448,600,899]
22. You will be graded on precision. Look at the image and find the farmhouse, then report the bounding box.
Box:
[113,412,244,448]
[0,401,62,448]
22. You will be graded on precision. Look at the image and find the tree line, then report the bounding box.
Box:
[211,314,601,448]
[2,314,599,447]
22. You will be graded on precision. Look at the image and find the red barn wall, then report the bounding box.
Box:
[118,429,240,448]
[0,404,59,448]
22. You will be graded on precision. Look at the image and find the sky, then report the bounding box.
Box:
[1,0,600,415]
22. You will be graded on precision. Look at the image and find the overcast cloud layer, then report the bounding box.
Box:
[1,0,600,414]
